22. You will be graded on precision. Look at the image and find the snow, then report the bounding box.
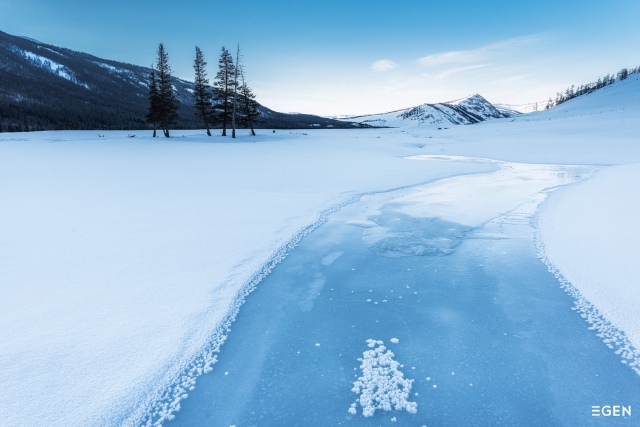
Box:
[538,164,640,371]
[495,101,545,114]
[350,339,417,417]
[21,49,89,89]
[339,93,505,127]
[0,130,486,427]
[92,61,145,86]
[93,61,120,72]
[0,72,639,426]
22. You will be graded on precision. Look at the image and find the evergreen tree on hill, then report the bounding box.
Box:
[193,46,214,136]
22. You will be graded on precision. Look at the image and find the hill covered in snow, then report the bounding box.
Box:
[501,73,640,125]
[339,94,511,128]
[0,31,360,131]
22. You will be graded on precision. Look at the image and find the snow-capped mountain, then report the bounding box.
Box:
[494,101,548,115]
[0,30,359,131]
[339,94,511,128]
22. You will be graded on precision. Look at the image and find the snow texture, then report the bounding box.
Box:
[350,340,417,417]
[537,164,640,374]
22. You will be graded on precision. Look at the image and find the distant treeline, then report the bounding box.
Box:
[545,66,640,109]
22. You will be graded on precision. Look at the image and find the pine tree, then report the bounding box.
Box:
[545,97,553,110]
[145,64,160,137]
[193,46,214,136]
[238,69,259,136]
[156,43,179,138]
[213,47,235,136]
[617,68,629,81]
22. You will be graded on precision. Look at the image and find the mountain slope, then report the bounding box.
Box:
[505,73,640,124]
[0,31,359,131]
[340,94,511,128]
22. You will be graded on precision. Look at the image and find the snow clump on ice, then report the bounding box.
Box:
[349,339,417,417]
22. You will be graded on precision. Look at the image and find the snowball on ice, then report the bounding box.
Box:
[349,339,417,417]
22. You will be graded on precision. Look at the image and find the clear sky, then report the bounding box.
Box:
[1,0,639,116]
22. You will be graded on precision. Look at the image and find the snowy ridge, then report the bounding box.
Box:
[339,94,509,128]
[533,212,640,376]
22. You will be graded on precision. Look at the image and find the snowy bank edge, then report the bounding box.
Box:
[532,206,640,376]
[128,168,494,427]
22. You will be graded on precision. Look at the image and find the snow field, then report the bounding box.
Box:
[0,130,487,427]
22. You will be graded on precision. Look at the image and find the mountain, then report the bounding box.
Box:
[494,101,550,115]
[0,30,361,132]
[338,94,512,128]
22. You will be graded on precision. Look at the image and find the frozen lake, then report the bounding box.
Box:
[164,161,639,426]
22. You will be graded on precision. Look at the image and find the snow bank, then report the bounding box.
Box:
[537,164,640,373]
[0,130,485,427]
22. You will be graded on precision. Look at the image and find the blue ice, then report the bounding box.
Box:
[165,166,639,427]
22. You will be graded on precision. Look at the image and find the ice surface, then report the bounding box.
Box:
[166,173,640,426]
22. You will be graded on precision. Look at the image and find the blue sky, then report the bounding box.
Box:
[1,0,639,115]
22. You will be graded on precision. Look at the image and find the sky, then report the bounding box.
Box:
[1,0,639,116]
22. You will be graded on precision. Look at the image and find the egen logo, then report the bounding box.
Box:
[592,405,631,417]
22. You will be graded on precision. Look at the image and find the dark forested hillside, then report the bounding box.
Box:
[0,31,360,132]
